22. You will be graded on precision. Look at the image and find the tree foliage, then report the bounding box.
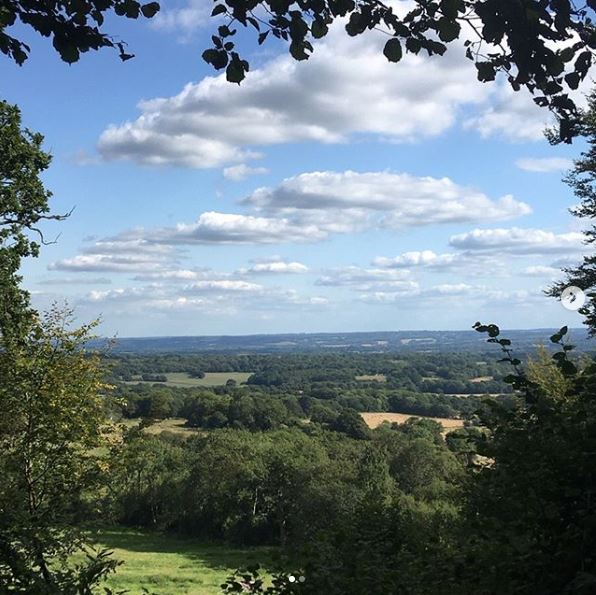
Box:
[0,305,118,593]
[549,89,596,329]
[0,0,159,65]
[203,0,596,140]
[0,101,65,342]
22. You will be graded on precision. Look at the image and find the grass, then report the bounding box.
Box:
[87,527,275,595]
[117,418,200,437]
[124,372,253,388]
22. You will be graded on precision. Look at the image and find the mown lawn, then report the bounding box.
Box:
[88,527,275,595]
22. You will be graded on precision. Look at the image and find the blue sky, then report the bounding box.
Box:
[0,4,590,336]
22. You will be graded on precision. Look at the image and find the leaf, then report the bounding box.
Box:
[311,20,328,39]
[226,56,247,83]
[437,18,460,42]
[211,4,227,17]
[141,2,160,18]
[383,38,402,63]
[476,61,496,82]
[202,48,228,70]
[565,71,581,90]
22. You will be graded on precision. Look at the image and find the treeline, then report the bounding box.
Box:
[114,380,505,428]
[108,352,512,397]
[98,418,466,551]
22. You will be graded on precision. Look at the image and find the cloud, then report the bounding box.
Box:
[126,211,327,245]
[449,227,585,254]
[238,260,309,275]
[524,265,560,278]
[81,280,328,315]
[49,238,181,273]
[223,164,270,181]
[464,85,551,142]
[316,266,417,292]
[37,277,112,285]
[98,29,490,168]
[373,250,461,270]
[183,280,263,293]
[516,157,573,173]
[245,170,531,230]
[151,0,210,33]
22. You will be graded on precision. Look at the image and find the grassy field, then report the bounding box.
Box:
[125,372,253,388]
[361,412,465,431]
[88,527,275,595]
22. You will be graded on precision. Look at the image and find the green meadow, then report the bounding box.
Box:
[89,528,275,595]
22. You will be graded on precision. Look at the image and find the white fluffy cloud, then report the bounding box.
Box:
[373,250,461,270]
[238,260,309,275]
[246,170,531,229]
[449,227,585,254]
[49,239,181,273]
[131,211,327,244]
[98,28,491,168]
[106,171,528,248]
[516,157,573,172]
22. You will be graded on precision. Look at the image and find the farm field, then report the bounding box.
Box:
[125,372,253,388]
[355,374,387,382]
[361,412,465,431]
[89,527,275,595]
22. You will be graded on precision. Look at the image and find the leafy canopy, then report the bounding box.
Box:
[203,0,596,141]
[0,0,160,65]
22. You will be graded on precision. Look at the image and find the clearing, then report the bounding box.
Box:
[361,412,465,431]
[89,527,275,595]
[125,372,253,388]
[355,374,387,382]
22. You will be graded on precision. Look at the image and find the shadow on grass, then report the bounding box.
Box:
[88,526,278,573]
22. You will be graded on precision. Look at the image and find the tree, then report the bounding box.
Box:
[203,0,596,140]
[549,89,596,330]
[454,324,596,594]
[0,101,67,343]
[1,0,159,66]
[0,305,118,592]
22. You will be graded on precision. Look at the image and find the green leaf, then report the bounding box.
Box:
[383,38,402,63]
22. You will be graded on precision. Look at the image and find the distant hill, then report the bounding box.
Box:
[92,328,593,355]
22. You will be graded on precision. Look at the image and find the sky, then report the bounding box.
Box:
[0,2,591,337]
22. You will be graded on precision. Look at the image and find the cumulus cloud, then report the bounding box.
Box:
[238,260,309,275]
[126,211,327,245]
[245,170,531,230]
[49,238,181,273]
[98,28,491,168]
[373,250,461,270]
[449,228,585,254]
[516,157,573,172]
[223,164,270,181]
[464,85,551,142]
